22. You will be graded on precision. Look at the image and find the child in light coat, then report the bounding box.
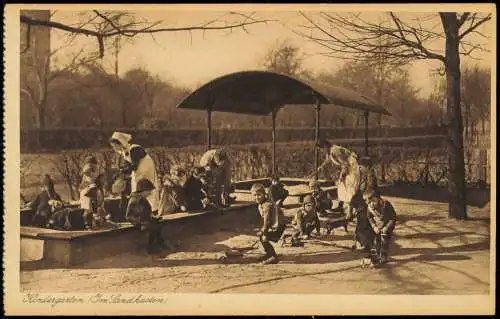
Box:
[292,194,321,240]
[251,183,286,265]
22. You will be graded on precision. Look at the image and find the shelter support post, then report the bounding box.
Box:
[315,100,321,180]
[271,109,277,177]
[207,108,212,151]
[364,110,369,156]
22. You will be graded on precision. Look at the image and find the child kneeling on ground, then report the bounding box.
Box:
[292,194,321,240]
[251,183,286,265]
[127,179,168,254]
[364,191,397,265]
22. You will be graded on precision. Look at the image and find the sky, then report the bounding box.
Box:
[47,6,494,98]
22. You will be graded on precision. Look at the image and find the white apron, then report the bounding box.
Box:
[330,148,361,204]
[337,164,361,204]
[123,144,160,212]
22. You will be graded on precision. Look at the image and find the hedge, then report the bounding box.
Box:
[21,125,447,153]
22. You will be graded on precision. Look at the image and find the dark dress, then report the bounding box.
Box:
[183,176,205,210]
[27,190,62,227]
[268,183,289,205]
[47,208,87,230]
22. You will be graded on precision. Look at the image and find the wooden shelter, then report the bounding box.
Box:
[177,71,391,178]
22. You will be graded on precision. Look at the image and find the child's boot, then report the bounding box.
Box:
[261,254,279,265]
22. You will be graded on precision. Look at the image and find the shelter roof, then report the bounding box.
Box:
[177,71,391,116]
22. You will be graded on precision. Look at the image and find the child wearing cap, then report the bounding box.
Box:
[127,178,168,254]
[251,183,286,265]
[292,194,321,240]
[268,175,289,208]
[365,191,397,265]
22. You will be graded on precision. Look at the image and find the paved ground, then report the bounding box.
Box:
[20,194,491,294]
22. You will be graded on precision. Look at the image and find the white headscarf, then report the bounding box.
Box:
[329,145,358,167]
[110,131,132,147]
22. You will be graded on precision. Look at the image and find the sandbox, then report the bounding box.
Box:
[20,178,338,268]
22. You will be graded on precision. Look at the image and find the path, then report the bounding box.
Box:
[20,195,491,294]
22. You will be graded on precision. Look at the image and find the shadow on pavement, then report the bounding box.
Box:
[381,185,490,208]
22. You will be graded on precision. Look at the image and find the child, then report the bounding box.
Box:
[127,179,168,254]
[158,166,188,214]
[27,175,63,227]
[364,191,397,265]
[268,175,289,208]
[200,148,232,207]
[251,183,286,265]
[201,164,219,208]
[80,182,110,230]
[308,180,333,216]
[47,206,87,231]
[79,156,103,193]
[183,166,207,210]
[292,195,321,240]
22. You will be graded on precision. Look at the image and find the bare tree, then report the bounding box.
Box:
[21,29,97,129]
[295,11,492,220]
[21,10,274,58]
[262,38,304,77]
[461,64,491,139]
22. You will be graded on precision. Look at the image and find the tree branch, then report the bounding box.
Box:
[21,12,274,57]
[459,13,492,40]
[296,11,446,65]
[457,12,471,28]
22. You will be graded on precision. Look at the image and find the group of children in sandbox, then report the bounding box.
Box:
[24,132,397,267]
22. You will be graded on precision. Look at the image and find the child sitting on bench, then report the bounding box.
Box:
[159,165,188,214]
[27,175,63,227]
[185,166,216,210]
[268,175,289,208]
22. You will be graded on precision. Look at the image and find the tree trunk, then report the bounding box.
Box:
[37,102,45,128]
[441,13,467,220]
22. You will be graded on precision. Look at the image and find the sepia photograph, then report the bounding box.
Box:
[3,3,496,315]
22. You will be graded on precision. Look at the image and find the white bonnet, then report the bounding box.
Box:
[110,131,132,146]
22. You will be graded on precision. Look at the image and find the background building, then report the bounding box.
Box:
[20,10,51,129]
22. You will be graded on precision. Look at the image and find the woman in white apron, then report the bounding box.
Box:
[314,140,378,251]
[109,132,167,254]
[109,132,160,215]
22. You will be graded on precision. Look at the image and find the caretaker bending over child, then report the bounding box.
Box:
[109,132,166,254]
[314,140,380,253]
[109,131,160,214]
